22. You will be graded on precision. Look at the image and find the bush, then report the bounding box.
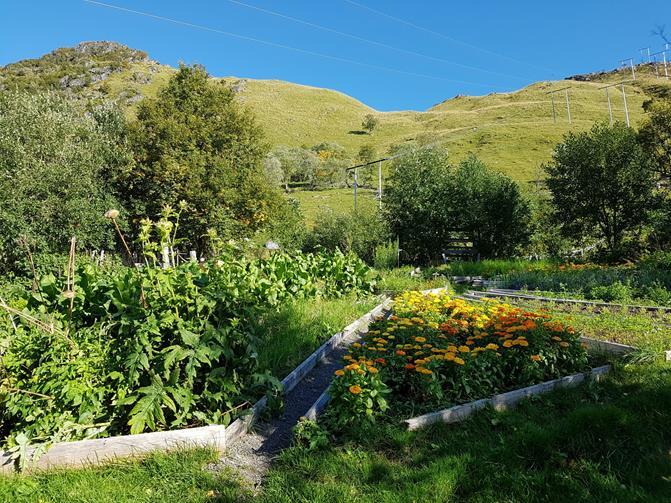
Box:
[373,239,399,270]
[0,91,130,275]
[306,208,390,264]
[384,148,530,262]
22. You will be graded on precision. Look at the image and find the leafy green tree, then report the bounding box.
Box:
[544,122,656,258]
[451,156,531,258]
[361,114,379,134]
[126,64,278,250]
[268,145,320,189]
[639,98,671,178]
[0,91,130,273]
[385,147,529,262]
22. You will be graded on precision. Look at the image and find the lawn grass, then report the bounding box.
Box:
[0,448,246,503]
[7,363,669,502]
[289,188,376,227]
[254,294,381,379]
[261,362,671,502]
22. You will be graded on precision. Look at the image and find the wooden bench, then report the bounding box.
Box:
[441,236,480,263]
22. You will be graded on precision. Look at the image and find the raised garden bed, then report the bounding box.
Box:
[0,298,392,473]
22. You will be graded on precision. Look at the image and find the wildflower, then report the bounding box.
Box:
[367,366,379,374]
[349,385,362,395]
[485,343,498,350]
[396,350,406,356]
[414,337,427,343]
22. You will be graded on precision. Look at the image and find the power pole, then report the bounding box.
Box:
[621,83,630,127]
[546,87,572,125]
[377,160,382,209]
[599,81,632,127]
[620,58,636,80]
[651,50,669,80]
[353,167,358,212]
[640,47,651,63]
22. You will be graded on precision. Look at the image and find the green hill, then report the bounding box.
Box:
[2,42,670,221]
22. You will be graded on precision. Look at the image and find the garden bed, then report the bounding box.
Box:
[316,290,620,430]
[0,297,392,472]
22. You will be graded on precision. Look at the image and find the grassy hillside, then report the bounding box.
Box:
[3,42,670,222]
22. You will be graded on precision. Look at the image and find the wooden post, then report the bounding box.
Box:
[162,246,170,269]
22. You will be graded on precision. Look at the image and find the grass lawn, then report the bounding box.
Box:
[4,363,670,502]
[289,188,377,227]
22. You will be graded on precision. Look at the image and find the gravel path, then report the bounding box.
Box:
[210,339,353,490]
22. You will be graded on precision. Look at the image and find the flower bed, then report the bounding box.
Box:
[327,291,593,425]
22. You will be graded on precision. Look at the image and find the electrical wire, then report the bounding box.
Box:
[342,0,557,75]
[83,0,499,88]
[224,0,529,82]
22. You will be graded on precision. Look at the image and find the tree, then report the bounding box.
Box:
[385,147,529,262]
[356,144,377,187]
[451,156,531,258]
[0,91,130,273]
[544,122,656,258]
[126,64,279,250]
[361,114,379,134]
[639,99,671,179]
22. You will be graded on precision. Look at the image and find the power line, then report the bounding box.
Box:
[342,0,557,75]
[83,0,500,88]
[224,0,529,82]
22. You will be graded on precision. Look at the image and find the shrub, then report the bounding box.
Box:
[544,122,657,259]
[384,148,530,262]
[0,91,130,275]
[373,239,399,270]
[306,208,390,264]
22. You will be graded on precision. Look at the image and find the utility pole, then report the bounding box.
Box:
[621,83,630,127]
[546,87,572,125]
[651,50,669,80]
[377,160,382,209]
[620,58,636,80]
[353,167,358,212]
[599,81,632,127]
[640,47,651,63]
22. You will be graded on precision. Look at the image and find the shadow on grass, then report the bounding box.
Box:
[260,363,671,502]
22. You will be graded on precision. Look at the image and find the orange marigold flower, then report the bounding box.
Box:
[367,366,379,374]
[375,358,386,364]
[458,345,470,353]
[414,337,427,343]
[335,369,345,376]
[454,357,465,365]
[349,385,362,395]
[530,354,541,362]
[485,343,498,350]
[405,363,416,370]
[503,340,513,348]
[396,350,406,356]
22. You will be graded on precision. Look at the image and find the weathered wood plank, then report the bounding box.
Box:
[404,365,611,431]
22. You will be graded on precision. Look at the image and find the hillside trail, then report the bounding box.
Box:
[207,338,351,491]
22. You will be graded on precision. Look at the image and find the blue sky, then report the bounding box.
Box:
[2,1,670,111]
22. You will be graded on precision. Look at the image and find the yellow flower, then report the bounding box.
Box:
[485,343,499,350]
[414,337,427,343]
[349,385,362,395]
[335,369,345,376]
[454,357,465,365]
[458,345,470,353]
[367,366,379,374]
[560,341,569,348]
